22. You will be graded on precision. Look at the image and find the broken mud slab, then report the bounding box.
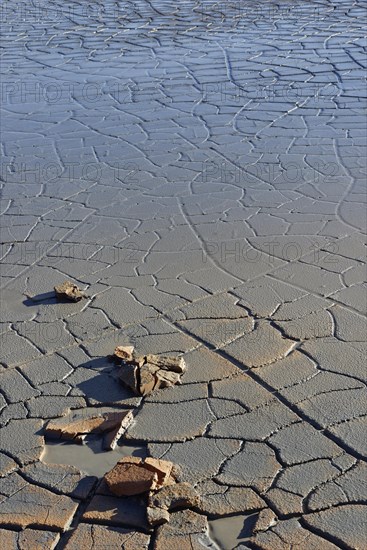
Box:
[104,456,175,496]
[54,281,86,302]
[113,346,186,396]
[103,456,200,528]
[45,408,134,450]
[147,482,201,526]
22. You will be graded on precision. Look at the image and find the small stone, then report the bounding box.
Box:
[155,369,182,389]
[147,506,170,526]
[103,411,134,451]
[146,354,186,374]
[114,345,135,361]
[104,458,158,496]
[140,364,158,396]
[253,508,278,533]
[149,482,200,512]
[119,363,140,394]
[144,458,173,488]
[131,354,147,367]
[54,281,85,302]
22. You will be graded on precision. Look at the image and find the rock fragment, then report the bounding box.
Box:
[149,482,200,513]
[117,347,186,396]
[144,457,174,487]
[253,508,278,533]
[104,457,174,497]
[147,506,171,526]
[146,354,186,374]
[105,458,158,496]
[114,345,135,361]
[45,409,134,450]
[54,281,85,302]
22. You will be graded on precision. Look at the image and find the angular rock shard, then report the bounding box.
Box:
[104,457,175,497]
[105,458,158,496]
[144,457,174,488]
[114,345,135,361]
[45,409,134,450]
[147,506,171,527]
[146,354,186,374]
[149,482,200,513]
[117,347,186,396]
[54,281,85,302]
[253,508,278,533]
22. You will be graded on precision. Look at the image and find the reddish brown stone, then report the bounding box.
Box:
[144,458,173,488]
[105,459,158,496]
[54,281,85,302]
[117,349,186,396]
[139,364,158,396]
[114,346,134,361]
[146,354,186,374]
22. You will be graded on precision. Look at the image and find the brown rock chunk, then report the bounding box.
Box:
[253,508,278,533]
[114,345,134,361]
[105,459,158,496]
[155,369,182,389]
[144,457,173,488]
[147,506,171,526]
[117,348,186,396]
[103,457,176,497]
[119,363,140,394]
[54,281,85,302]
[139,364,159,396]
[146,354,186,374]
[45,409,133,449]
[131,354,147,367]
[150,482,200,512]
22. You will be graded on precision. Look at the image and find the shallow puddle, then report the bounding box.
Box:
[209,514,257,550]
[42,436,147,478]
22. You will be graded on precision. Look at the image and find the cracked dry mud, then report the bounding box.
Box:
[0,0,366,549]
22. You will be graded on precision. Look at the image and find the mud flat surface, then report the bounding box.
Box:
[0,0,366,548]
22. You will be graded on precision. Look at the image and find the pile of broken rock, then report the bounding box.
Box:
[113,345,186,396]
[104,456,200,526]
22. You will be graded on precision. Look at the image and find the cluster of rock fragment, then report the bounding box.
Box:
[52,283,196,529]
[104,456,200,526]
[114,345,186,396]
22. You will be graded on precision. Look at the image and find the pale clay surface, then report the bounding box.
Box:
[0,0,366,548]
